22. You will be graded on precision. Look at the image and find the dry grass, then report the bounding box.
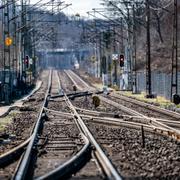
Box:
[0,111,17,132]
[120,91,173,107]
[92,83,103,89]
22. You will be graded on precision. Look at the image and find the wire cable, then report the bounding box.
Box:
[149,0,173,11]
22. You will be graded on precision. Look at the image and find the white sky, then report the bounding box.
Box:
[30,0,103,18]
[64,0,103,17]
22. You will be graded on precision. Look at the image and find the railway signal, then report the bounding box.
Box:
[119,54,124,67]
[5,37,13,46]
[25,55,29,69]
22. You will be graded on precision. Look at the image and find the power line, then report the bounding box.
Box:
[149,0,173,11]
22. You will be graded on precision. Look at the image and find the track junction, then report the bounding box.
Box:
[0,69,179,179]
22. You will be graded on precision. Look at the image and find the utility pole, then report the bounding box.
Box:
[120,17,124,90]
[99,32,102,77]
[20,0,24,85]
[113,26,117,85]
[31,28,36,79]
[145,0,153,98]
[12,0,18,83]
[24,0,28,88]
[132,3,137,94]
[20,0,28,91]
[120,17,124,54]
[171,0,179,103]
[3,0,11,103]
[99,31,103,77]
[127,5,132,91]
[95,22,100,78]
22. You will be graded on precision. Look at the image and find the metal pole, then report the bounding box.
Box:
[132,4,137,94]
[95,21,98,78]
[146,0,152,97]
[24,0,27,88]
[120,17,124,53]
[32,29,36,79]
[21,0,24,84]
[113,26,117,85]
[99,32,102,77]
[3,0,11,103]
[171,0,178,101]
[120,17,124,90]
[127,6,132,91]
[141,125,145,148]
[18,21,22,84]
[12,0,18,87]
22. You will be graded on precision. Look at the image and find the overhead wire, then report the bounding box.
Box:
[0,0,20,10]
[28,1,71,47]
[149,0,173,11]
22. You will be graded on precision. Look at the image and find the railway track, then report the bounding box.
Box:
[11,70,91,180]
[0,70,50,179]
[65,70,180,139]
[44,107,178,143]
[62,70,180,178]
[58,71,73,93]
[57,71,122,179]
[71,70,180,122]
[9,70,122,180]
[1,69,180,179]
[64,70,94,91]
[109,93,180,120]
[32,71,94,179]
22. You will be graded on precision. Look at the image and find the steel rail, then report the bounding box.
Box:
[75,106,145,120]
[64,70,84,91]
[65,70,180,140]
[75,107,180,139]
[63,70,142,114]
[50,91,89,99]
[64,95,123,179]
[57,72,123,179]
[44,108,180,141]
[46,106,126,119]
[68,70,95,91]
[65,70,143,117]
[50,91,103,100]
[111,93,180,120]
[98,96,180,134]
[0,137,31,168]
[13,70,52,180]
[99,95,144,116]
[36,134,91,180]
[155,118,180,128]
[0,77,44,167]
[44,108,149,127]
[47,106,180,129]
[23,71,92,180]
[83,118,180,141]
